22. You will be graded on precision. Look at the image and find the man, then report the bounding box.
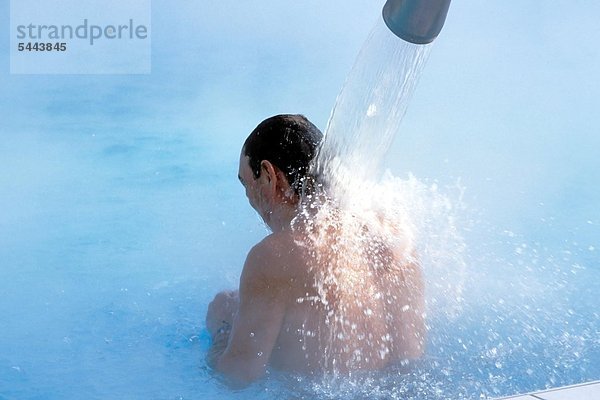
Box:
[206,114,424,385]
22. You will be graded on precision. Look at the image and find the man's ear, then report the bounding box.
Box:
[260,160,277,187]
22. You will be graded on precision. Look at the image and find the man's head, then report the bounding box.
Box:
[238,114,323,230]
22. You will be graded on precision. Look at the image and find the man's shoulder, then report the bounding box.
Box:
[243,231,301,281]
[257,230,299,253]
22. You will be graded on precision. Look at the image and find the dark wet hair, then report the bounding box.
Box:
[243,114,323,196]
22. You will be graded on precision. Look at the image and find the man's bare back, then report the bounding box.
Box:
[207,221,424,381]
[263,227,425,373]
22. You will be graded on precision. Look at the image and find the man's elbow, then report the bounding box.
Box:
[215,353,266,388]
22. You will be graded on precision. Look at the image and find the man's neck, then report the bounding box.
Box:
[267,202,299,233]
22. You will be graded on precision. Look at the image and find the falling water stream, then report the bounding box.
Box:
[315,22,431,196]
[314,19,468,319]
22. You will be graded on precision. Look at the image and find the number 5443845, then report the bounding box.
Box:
[18,42,67,51]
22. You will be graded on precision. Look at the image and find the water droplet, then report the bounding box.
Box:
[366,103,377,117]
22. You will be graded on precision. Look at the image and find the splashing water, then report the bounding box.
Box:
[290,19,468,377]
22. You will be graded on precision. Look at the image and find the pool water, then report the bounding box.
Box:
[1,1,599,399]
[1,99,598,400]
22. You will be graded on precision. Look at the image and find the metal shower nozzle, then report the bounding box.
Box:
[382,0,451,44]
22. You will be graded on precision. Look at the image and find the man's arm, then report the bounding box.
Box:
[211,242,286,385]
[206,290,238,367]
